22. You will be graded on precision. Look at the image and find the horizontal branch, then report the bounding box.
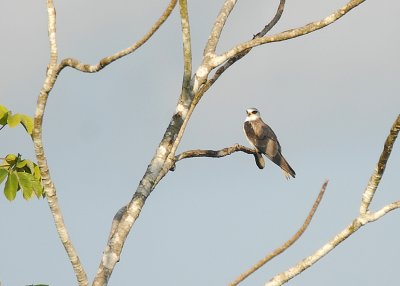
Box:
[174,144,265,169]
[58,0,177,73]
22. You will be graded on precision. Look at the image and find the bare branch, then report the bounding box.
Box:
[178,0,193,103]
[92,2,371,285]
[214,0,365,68]
[230,180,328,286]
[46,0,58,66]
[33,1,88,285]
[254,0,286,38]
[369,201,400,221]
[266,200,400,286]
[174,144,265,169]
[195,0,286,104]
[58,0,177,73]
[107,206,127,241]
[265,115,400,286]
[203,0,238,56]
[360,114,400,214]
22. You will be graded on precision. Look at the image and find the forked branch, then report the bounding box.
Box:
[195,0,286,102]
[34,1,178,286]
[266,115,400,286]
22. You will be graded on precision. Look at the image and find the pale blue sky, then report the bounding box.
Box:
[1,1,399,285]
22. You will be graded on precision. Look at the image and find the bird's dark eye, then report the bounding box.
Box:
[251,111,257,114]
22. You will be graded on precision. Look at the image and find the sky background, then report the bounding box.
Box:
[1,0,399,285]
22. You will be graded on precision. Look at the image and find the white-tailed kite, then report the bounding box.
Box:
[243,108,296,179]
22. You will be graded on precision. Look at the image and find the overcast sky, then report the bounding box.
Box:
[1,1,400,285]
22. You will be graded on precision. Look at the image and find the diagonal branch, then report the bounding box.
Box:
[58,0,177,73]
[195,0,286,104]
[33,1,88,285]
[230,180,329,286]
[265,115,400,286]
[360,114,400,214]
[203,0,238,57]
[213,0,365,68]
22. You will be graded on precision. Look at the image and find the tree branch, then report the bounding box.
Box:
[179,0,192,91]
[33,1,88,285]
[176,0,193,116]
[213,0,365,69]
[230,180,329,286]
[195,0,286,105]
[93,2,197,285]
[265,115,400,286]
[93,1,370,285]
[203,0,238,56]
[360,115,400,214]
[58,0,177,73]
[174,144,265,169]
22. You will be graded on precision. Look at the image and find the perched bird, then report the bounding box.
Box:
[243,108,296,179]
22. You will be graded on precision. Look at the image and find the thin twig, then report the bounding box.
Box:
[360,114,400,214]
[58,0,177,73]
[230,180,329,286]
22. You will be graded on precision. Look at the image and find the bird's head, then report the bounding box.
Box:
[246,108,261,120]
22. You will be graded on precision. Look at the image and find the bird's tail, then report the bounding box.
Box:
[272,153,296,179]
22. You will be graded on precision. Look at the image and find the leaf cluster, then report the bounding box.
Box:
[0,104,33,135]
[1,104,44,201]
[0,154,44,201]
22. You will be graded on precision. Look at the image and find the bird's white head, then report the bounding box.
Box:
[245,108,261,121]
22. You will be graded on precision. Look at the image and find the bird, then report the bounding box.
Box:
[243,108,296,179]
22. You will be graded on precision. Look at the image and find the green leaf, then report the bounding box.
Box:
[0,105,9,125]
[0,168,8,184]
[20,114,34,135]
[32,179,43,198]
[5,153,17,165]
[16,159,27,169]
[34,165,41,180]
[0,115,8,125]
[0,105,8,117]
[7,113,22,128]
[24,160,35,174]
[4,172,18,201]
[16,172,34,200]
